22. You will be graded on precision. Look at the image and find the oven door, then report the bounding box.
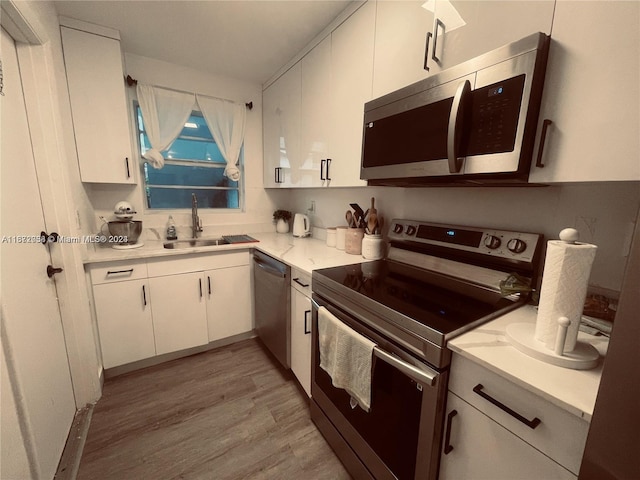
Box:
[311,296,448,480]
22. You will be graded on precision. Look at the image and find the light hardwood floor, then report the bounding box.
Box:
[77,338,352,479]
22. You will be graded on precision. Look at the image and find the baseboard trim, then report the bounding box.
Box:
[105,331,257,379]
[54,404,94,480]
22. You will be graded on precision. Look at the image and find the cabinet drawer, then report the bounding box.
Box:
[290,268,311,297]
[449,354,589,474]
[146,251,250,277]
[89,260,148,285]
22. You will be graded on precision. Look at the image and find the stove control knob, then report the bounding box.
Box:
[484,235,501,250]
[507,238,527,254]
[406,225,417,236]
[393,223,404,234]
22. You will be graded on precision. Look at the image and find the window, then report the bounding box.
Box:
[136,106,242,210]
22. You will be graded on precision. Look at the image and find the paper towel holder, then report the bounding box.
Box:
[506,320,599,370]
[506,227,599,370]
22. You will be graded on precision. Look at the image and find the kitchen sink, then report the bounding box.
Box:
[163,238,229,249]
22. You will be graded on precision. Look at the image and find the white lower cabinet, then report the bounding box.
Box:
[148,272,208,356]
[290,269,312,396]
[205,265,252,342]
[440,392,576,480]
[440,353,588,479]
[89,251,252,369]
[92,278,155,369]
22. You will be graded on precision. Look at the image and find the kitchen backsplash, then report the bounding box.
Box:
[287,182,640,294]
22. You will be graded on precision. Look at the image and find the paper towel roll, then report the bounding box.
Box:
[535,239,597,352]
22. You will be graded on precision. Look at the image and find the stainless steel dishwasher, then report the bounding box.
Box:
[253,250,290,368]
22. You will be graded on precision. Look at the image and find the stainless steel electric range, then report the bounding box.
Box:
[310,219,543,480]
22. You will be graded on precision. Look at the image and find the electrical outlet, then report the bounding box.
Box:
[309,200,316,213]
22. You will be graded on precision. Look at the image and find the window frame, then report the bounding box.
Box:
[134,102,245,213]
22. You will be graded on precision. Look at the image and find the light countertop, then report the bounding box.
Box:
[447,305,609,421]
[84,232,369,274]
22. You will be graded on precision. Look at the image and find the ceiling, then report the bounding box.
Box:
[53,0,355,85]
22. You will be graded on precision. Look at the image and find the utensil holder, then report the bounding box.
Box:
[345,228,364,255]
[362,233,384,260]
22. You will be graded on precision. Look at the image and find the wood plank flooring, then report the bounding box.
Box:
[77,338,352,479]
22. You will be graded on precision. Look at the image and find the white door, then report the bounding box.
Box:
[1,27,76,480]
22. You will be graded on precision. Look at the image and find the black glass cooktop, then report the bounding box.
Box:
[314,260,517,337]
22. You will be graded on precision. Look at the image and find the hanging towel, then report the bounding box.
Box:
[317,306,376,412]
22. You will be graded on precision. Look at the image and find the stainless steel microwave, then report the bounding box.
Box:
[361,33,550,186]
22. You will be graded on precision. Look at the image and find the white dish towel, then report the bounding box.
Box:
[317,306,377,412]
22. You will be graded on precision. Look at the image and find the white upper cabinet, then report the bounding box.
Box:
[299,36,332,187]
[529,1,640,183]
[262,1,375,189]
[61,24,135,184]
[263,62,302,187]
[372,1,435,98]
[328,0,375,187]
[372,1,554,99]
[430,0,555,72]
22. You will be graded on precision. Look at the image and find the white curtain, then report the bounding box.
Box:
[196,95,246,181]
[136,84,195,168]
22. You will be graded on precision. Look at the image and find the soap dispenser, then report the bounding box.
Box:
[166,215,177,240]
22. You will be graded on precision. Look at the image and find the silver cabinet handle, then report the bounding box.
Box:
[423,31,433,71]
[432,18,445,63]
[125,157,130,178]
[293,277,309,288]
[142,285,147,307]
[448,79,471,173]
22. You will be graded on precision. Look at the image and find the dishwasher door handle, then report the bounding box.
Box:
[253,258,286,278]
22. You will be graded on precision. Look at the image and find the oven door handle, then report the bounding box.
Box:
[312,298,440,386]
[374,347,438,387]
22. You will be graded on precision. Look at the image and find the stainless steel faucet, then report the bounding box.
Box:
[191,193,203,238]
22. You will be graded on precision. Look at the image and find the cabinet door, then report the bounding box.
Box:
[431,0,554,71]
[61,26,135,184]
[300,36,332,187]
[262,62,301,187]
[205,265,252,342]
[440,393,576,480]
[290,289,312,396]
[93,279,155,368]
[149,272,208,355]
[530,1,640,182]
[329,0,375,187]
[372,1,435,98]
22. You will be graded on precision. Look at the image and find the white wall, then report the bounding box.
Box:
[287,182,640,292]
[85,53,289,239]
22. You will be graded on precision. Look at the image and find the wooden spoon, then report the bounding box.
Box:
[370,197,377,216]
[346,210,354,227]
[367,212,378,235]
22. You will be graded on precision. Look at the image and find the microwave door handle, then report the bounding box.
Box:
[447,79,471,173]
